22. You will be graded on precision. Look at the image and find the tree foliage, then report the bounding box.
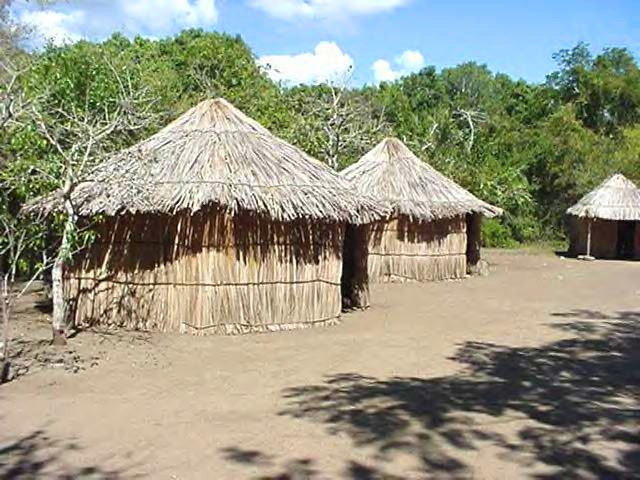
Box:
[1,30,640,276]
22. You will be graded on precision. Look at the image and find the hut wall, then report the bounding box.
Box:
[568,217,618,258]
[368,215,467,282]
[64,209,344,335]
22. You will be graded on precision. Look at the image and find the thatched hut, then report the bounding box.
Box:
[35,99,384,334]
[567,174,640,259]
[341,138,502,282]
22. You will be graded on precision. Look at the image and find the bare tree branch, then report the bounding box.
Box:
[297,70,388,169]
[454,108,488,153]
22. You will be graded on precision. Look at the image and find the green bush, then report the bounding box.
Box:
[482,218,519,248]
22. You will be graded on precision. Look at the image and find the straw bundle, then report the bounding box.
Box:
[567,174,640,221]
[341,138,501,282]
[368,216,467,282]
[65,209,344,334]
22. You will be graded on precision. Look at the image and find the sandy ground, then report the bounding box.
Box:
[1,250,639,479]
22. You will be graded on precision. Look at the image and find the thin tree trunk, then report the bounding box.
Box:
[1,275,10,383]
[9,260,16,283]
[51,253,66,345]
[41,250,47,280]
[51,194,75,345]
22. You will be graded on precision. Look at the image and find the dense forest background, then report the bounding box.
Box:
[2,14,640,271]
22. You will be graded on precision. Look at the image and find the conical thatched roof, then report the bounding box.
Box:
[566,173,640,221]
[32,98,384,224]
[340,137,502,220]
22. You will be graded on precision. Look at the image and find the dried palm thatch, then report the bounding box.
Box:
[566,174,640,221]
[32,98,384,224]
[341,138,502,282]
[367,216,468,282]
[35,99,384,334]
[67,209,345,334]
[341,137,502,221]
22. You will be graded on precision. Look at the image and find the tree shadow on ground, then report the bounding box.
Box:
[0,429,138,479]
[220,446,405,480]
[275,310,640,479]
[220,446,319,480]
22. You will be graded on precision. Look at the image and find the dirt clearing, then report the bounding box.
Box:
[1,250,638,479]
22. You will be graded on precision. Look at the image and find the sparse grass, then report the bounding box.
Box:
[485,240,568,256]
[517,240,568,254]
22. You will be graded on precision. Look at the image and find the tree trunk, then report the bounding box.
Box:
[51,254,67,345]
[51,195,76,346]
[1,275,10,383]
[9,260,16,283]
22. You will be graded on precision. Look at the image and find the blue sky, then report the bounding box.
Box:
[12,0,640,85]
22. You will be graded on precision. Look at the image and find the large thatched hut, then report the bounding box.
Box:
[567,174,640,259]
[341,138,502,282]
[36,99,383,334]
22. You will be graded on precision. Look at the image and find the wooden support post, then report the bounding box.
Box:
[578,218,595,261]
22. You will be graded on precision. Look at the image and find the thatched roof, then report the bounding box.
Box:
[566,173,640,221]
[32,98,384,224]
[340,137,502,221]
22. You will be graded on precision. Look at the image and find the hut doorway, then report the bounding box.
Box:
[466,213,482,269]
[617,221,636,259]
[341,224,370,310]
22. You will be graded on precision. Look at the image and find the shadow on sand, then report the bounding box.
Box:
[222,310,640,479]
[0,428,139,479]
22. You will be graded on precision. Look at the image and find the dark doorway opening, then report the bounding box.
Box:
[341,225,370,310]
[466,213,482,272]
[616,221,635,259]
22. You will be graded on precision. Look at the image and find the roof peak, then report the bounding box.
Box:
[161,96,269,135]
[341,136,502,219]
[600,173,638,189]
[374,137,419,162]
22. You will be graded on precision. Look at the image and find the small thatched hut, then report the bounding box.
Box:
[567,174,640,259]
[341,138,502,282]
[36,99,383,334]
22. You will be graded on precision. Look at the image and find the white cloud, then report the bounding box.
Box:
[121,0,218,36]
[15,0,218,46]
[18,9,84,46]
[372,59,400,83]
[396,49,425,71]
[372,49,425,83]
[259,41,354,85]
[249,0,410,21]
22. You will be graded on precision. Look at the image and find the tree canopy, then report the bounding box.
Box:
[1,28,640,269]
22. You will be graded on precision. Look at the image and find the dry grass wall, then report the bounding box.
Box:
[569,218,618,259]
[569,217,640,259]
[64,208,345,335]
[368,215,467,282]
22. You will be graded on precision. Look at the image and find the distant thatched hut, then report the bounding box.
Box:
[36,99,383,334]
[341,138,502,282]
[567,174,640,259]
